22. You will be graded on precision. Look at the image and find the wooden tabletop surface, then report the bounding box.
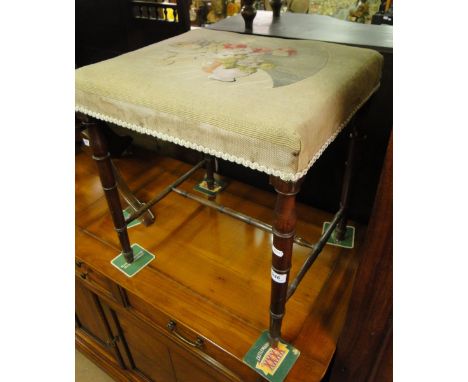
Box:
[207,11,393,53]
[76,148,364,381]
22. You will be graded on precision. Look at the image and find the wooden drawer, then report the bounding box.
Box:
[106,297,240,382]
[109,306,177,382]
[75,258,127,306]
[76,279,111,349]
[75,279,127,370]
[125,291,257,382]
[171,345,232,382]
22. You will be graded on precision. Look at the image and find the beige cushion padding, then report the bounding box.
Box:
[76,29,382,181]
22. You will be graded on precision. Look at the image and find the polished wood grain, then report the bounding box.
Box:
[76,147,365,381]
[329,133,392,382]
[76,330,138,382]
[75,279,127,370]
[170,346,230,382]
[76,280,112,350]
[111,308,176,382]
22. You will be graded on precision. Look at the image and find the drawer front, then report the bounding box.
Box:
[75,258,127,306]
[125,291,258,382]
[75,279,111,348]
[170,345,230,382]
[114,309,177,382]
[75,279,126,370]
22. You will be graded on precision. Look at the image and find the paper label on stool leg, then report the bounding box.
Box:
[271,269,287,283]
[272,245,283,258]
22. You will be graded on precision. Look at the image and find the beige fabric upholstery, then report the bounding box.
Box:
[76,29,382,181]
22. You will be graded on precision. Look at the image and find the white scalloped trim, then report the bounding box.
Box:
[76,83,379,182]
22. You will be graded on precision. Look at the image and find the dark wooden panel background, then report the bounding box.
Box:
[76,0,191,67]
[329,133,393,382]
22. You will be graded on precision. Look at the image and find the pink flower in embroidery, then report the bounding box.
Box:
[252,47,272,54]
[223,43,248,49]
[272,48,298,57]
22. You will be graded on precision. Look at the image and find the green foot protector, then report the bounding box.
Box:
[194,178,227,197]
[123,207,142,229]
[243,331,300,382]
[111,243,155,278]
[323,222,355,249]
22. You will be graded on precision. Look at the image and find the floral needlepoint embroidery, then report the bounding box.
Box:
[165,39,328,88]
[272,48,298,57]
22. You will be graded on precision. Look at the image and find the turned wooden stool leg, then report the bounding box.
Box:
[269,177,302,347]
[205,155,216,191]
[334,122,360,242]
[87,118,134,263]
[270,0,283,18]
[111,161,155,227]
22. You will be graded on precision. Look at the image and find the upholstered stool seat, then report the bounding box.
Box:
[76,28,382,181]
[76,27,385,357]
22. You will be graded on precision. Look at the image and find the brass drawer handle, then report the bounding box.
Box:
[80,272,88,280]
[167,320,204,349]
[75,260,83,268]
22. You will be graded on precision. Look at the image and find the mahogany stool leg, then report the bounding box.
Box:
[205,155,216,191]
[334,122,360,242]
[269,177,302,347]
[87,118,134,263]
[111,161,155,227]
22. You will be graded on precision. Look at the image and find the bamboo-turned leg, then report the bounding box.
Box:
[334,122,360,241]
[111,162,155,227]
[87,118,134,263]
[269,177,302,347]
[205,155,216,191]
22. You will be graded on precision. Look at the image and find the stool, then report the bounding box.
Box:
[75,28,382,348]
